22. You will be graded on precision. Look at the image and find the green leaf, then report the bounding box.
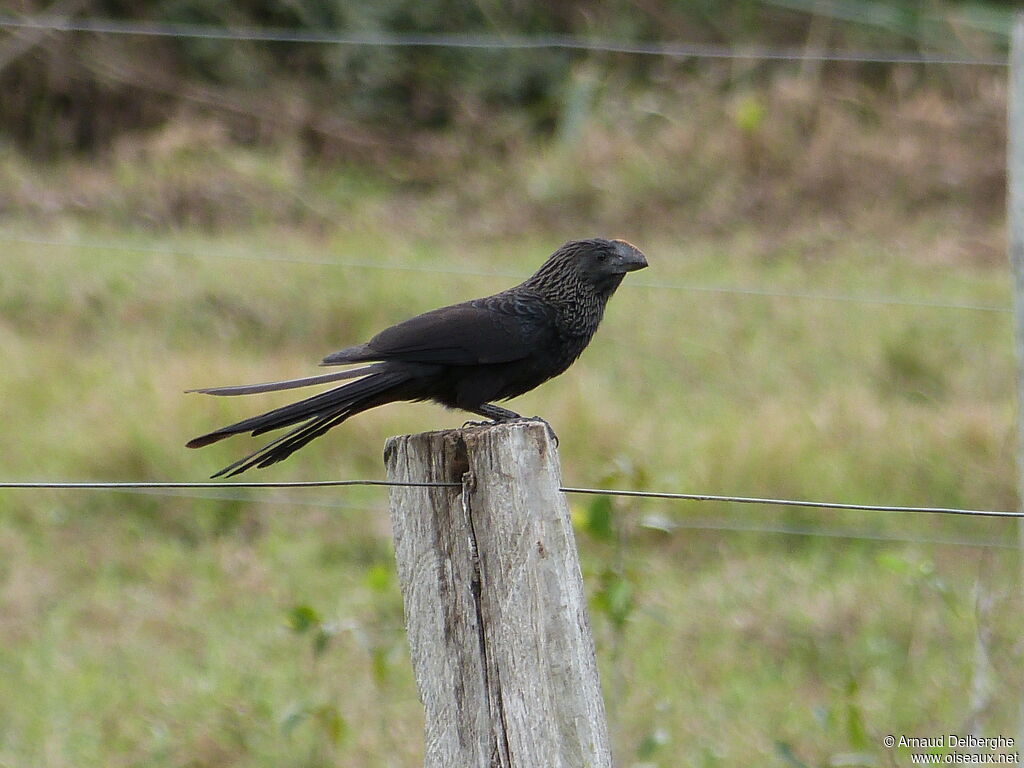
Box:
[371,645,392,685]
[313,704,348,745]
[288,604,321,634]
[365,562,394,593]
[874,552,912,575]
[585,496,614,542]
[595,569,634,629]
[281,702,348,746]
[735,95,766,134]
[313,628,332,657]
[280,704,307,736]
[637,727,669,759]
[845,676,869,749]
[774,741,811,768]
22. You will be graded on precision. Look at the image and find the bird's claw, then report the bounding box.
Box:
[505,416,559,446]
[459,416,559,446]
[526,416,560,447]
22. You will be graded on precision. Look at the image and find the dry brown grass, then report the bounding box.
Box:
[0,65,1008,246]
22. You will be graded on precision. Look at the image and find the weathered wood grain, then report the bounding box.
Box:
[384,421,612,768]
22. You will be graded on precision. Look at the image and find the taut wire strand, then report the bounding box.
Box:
[0,480,1015,518]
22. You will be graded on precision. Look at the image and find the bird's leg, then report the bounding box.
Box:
[461,403,521,428]
[463,404,559,446]
[469,403,522,422]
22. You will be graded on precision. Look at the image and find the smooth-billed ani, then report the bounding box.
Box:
[187,238,648,476]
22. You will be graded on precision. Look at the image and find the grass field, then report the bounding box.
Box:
[0,160,1021,764]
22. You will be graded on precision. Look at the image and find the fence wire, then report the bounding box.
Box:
[2,234,1010,314]
[0,479,1016,519]
[16,484,1011,550]
[0,16,1008,66]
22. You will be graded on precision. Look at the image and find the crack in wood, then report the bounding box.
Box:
[464,467,512,767]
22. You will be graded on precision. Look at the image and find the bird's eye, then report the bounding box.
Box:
[597,252,608,261]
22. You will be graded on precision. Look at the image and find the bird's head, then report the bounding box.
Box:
[526,238,648,300]
[584,238,648,275]
[568,238,648,291]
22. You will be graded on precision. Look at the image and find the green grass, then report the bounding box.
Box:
[0,206,1020,766]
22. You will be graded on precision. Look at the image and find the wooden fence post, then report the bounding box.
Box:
[384,421,613,768]
[1010,10,1024,752]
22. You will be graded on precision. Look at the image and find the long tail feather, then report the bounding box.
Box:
[189,370,410,476]
[186,364,383,396]
[186,371,400,449]
[209,417,329,478]
[212,412,350,478]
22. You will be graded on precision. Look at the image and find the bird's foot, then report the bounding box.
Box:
[460,415,558,445]
[508,416,559,447]
[530,416,560,446]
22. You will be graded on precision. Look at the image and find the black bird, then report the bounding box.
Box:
[187,238,648,477]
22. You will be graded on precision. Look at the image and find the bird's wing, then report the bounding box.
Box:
[323,297,553,367]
